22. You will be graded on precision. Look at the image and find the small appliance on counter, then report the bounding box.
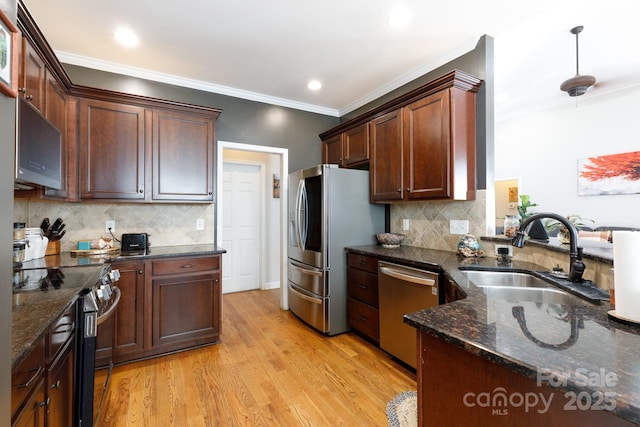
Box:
[121,233,150,255]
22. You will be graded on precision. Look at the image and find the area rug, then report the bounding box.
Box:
[386,391,417,427]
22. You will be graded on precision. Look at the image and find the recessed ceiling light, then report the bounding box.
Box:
[388,7,411,30]
[308,80,322,91]
[114,28,139,47]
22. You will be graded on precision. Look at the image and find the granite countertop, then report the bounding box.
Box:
[346,245,640,425]
[12,244,227,369]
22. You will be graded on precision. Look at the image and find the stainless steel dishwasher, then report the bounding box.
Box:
[378,261,439,369]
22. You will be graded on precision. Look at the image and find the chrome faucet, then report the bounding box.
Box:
[511,212,585,283]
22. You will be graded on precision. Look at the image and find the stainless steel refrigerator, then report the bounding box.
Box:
[288,164,385,335]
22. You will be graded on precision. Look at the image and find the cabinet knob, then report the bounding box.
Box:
[208,191,213,195]
[138,188,144,193]
[406,188,411,193]
[18,87,26,93]
[397,188,401,193]
[138,270,143,274]
[39,397,51,407]
[26,95,33,100]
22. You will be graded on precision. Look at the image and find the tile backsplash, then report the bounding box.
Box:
[14,200,214,252]
[390,190,488,252]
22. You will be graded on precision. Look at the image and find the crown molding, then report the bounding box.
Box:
[56,51,341,117]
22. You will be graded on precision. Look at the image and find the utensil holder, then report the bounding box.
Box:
[46,240,60,256]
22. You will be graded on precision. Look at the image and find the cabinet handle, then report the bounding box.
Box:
[15,366,44,388]
[406,188,411,193]
[181,264,194,269]
[38,397,51,407]
[358,315,368,322]
[51,380,61,389]
[358,284,367,289]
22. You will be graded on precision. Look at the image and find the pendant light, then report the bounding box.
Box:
[560,26,596,96]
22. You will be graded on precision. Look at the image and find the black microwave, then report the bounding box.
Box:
[15,98,62,190]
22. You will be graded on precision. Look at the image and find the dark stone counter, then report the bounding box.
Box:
[346,245,640,425]
[12,244,226,369]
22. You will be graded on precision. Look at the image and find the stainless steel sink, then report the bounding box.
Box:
[460,270,553,289]
[460,270,590,305]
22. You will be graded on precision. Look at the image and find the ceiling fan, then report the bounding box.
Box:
[560,25,596,97]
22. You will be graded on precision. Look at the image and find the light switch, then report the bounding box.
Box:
[196,218,205,230]
[449,220,469,235]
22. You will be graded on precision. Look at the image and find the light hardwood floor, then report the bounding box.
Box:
[95,288,416,426]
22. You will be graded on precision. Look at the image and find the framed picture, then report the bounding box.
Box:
[578,150,640,196]
[273,174,280,198]
[0,8,19,98]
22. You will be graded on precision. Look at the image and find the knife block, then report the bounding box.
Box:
[45,240,60,256]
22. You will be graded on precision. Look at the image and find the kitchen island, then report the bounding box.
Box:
[346,245,639,426]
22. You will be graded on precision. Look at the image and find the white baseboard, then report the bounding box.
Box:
[262,281,280,290]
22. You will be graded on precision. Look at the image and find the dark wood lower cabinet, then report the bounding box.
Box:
[97,254,222,366]
[46,338,74,427]
[417,332,635,427]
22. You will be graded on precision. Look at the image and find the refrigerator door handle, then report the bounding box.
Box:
[289,259,324,277]
[294,178,306,249]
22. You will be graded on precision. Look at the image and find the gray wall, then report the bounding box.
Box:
[1,0,16,422]
[63,64,339,173]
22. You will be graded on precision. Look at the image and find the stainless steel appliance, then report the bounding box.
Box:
[378,261,439,368]
[288,164,384,335]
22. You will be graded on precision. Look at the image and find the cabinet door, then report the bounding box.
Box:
[43,74,69,199]
[11,380,46,427]
[152,109,215,201]
[20,38,46,113]
[110,261,146,362]
[344,123,369,166]
[78,99,146,200]
[370,109,403,201]
[403,90,451,200]
[47,338,74,427]
[151,271,220,348]
[322,134,343,166]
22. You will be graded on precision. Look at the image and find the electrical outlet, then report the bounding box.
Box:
[402,219,410,231]
[449,220,469,235]
[495,244,513,257]
[196,218,205,231]
[105,220,115,234]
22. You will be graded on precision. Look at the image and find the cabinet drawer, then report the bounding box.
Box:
[12,335,45,418]
[347,297,379,343]
[347,253,378,274]
[151,256,219,276]
[347,268,379,307]
[48,302,76,364]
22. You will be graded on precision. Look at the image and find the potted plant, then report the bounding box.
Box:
[544,215,595,244]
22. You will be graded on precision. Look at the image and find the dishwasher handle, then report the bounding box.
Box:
[379,266,436,287]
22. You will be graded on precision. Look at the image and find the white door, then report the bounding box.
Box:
[222,162,261,293]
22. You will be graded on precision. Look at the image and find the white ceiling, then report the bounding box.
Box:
[21,0,640,121]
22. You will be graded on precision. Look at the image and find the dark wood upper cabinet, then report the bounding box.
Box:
[152,109,215,202]
[370,109,403,202]
[78,98,147,200]
[16,4,223,204]
[322,133,343,165]
[344,123,369,166]
[19,38,46,113]
[320,70,481,202]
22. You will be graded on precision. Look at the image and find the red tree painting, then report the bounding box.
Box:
[578,151,640,196]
